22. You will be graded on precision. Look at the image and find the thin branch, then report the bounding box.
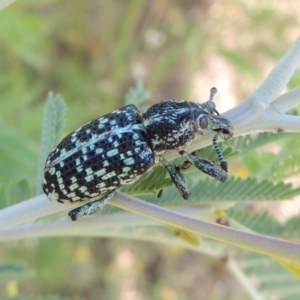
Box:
[165,36,300,161]
[109,194,300,263]
[0,0,16,10]
[0,193,300,264]
[248,36,300,107]
[227,259,266,300]
[272,87,300,114]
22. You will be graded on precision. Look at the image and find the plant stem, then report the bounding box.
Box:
[110,193,300,263]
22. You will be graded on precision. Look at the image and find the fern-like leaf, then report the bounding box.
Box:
[226,209,282,237]
[35,93,66,195]
[0,180,31,209]
[124,81,151,107]
[0,262,32,281]
[142,176,300,206]
[282,215,300,239]
[105,175,300,216]
[120,165,170,196]
[228,132,296,154]
[256,134,300,181]
[242,252,300,299]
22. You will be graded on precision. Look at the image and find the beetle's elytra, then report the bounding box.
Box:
[42,88,233,221]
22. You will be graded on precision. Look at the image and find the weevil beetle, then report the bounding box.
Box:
[42,87,233,221]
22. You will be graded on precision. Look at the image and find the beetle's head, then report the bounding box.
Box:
[198,114,234,140]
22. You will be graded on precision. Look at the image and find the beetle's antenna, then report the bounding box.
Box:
[209,87,220,115]
[212,132,228,172]
[209,87,217,101]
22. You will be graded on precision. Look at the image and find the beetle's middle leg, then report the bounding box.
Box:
[159,156,191,200]
[179,150,228,182]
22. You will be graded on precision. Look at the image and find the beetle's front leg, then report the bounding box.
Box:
[159,157,191,199]
[179,151,228,182]
[179,151,197,171]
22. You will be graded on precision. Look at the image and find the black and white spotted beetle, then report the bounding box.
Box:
[42,87,233,221]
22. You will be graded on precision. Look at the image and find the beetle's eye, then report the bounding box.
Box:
[199,116,208,129]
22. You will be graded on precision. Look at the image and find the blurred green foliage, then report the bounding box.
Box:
[1,0,300,299]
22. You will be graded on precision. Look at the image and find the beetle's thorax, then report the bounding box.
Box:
[142,99,208,155]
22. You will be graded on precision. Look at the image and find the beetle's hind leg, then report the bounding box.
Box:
[68,189,117,221]
[179,151,228,182]
[159,157,191,200]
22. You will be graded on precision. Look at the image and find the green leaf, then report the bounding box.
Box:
[0,119,38,184]
[35,93,67,195]
[227,132,296,154]
[194,142,238,163]
[154,176,300,205]
[282,215,300,239]
[242,151,275,175]
[243,252,300,299]
[256,134,300,181]
[226,209,282,237]
[0,180,32,209]
[124,81,151,107]
[0,262,32,281]
[106,174,300,216]
[120,165,170,196]
[228,133,300,181]
[2,296,83,300]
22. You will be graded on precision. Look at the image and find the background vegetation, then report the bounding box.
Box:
[0,1,300,299]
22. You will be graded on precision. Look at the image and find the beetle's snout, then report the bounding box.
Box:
[204,114,234,140]
[212,117,234,140]
[214,121,234,140]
